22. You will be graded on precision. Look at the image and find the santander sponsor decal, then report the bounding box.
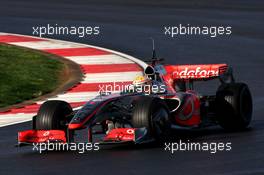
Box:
[172,66,219,79]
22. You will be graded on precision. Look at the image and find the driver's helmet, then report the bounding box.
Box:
[132,75,150,86]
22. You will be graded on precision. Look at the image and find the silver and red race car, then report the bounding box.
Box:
[17,55,253,145]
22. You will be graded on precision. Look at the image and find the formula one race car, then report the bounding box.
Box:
[18,51,253,146]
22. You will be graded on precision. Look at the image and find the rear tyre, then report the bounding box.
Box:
[35,100,73,131]
[132,96,170,139]
[216,83,252,130]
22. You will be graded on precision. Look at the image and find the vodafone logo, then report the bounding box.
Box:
[126,129,134,134]
[43,131,50,136]
[172,67,219,79]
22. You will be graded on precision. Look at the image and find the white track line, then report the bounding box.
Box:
[66,55,133,65]
[10,40,84,49]
[83,71,142,83]
[57,92,99,98]
[0,113,35,127]
[46,92,99,102]
[0,33,9,35]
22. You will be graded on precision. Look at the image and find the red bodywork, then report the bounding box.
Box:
[165,64,227,79]
[104,128,135,142]
[18,128,137,143]
[162,64,227,90]
[171,90,201,126]
[161,64,228,126]
[18,130,66,144]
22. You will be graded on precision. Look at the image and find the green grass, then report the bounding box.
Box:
[0,44,64,108]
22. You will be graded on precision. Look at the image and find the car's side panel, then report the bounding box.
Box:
[172,91,201,126]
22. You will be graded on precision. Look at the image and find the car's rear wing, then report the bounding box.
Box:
[164,64,229,80]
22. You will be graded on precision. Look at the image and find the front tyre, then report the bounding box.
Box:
[35,100,73,131]
[216,83,252,130]
[132,97,170,139]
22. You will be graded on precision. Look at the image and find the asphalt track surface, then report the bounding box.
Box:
[0,0,264,174]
